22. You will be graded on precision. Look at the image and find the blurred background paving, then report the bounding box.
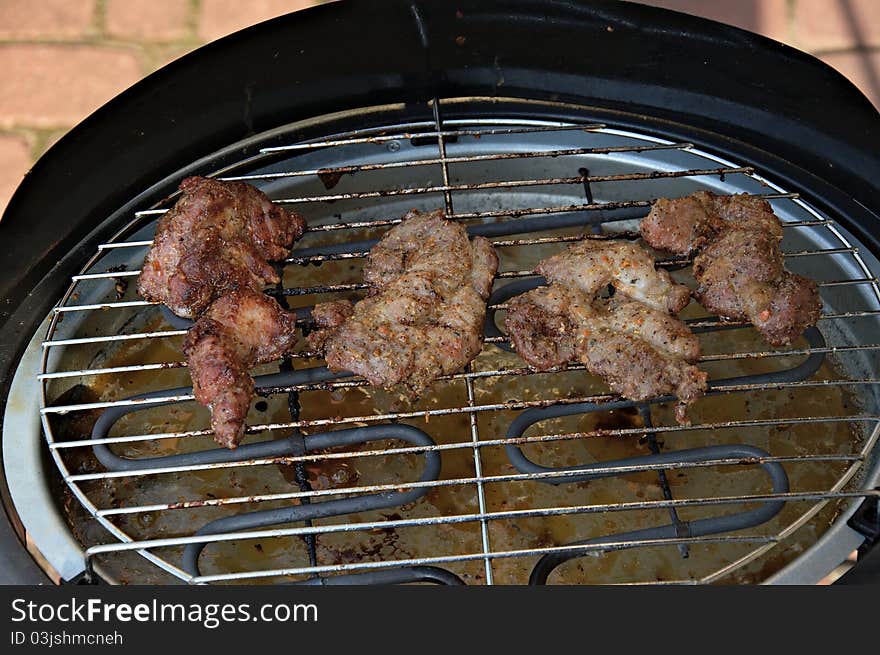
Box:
[1,0,878,215]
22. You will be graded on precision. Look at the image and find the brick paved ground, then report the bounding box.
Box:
[1,0,878,215]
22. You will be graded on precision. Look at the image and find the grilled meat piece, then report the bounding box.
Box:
[535,239,691,314]
[640,191,782,256]
[505,285,706,423]
[693,230,821,346]
[641,191,820,346]
[307,209,499,394]
[138,176,306,319]
[308,300,355,343]
[504,285,579,371]
[183,289,299,449]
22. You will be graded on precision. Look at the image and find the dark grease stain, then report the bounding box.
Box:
[317,168,347,190]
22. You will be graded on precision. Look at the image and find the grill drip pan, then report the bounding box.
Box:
[7,103,880,585]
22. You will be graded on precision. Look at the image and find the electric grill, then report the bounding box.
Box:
[1,0,879,585]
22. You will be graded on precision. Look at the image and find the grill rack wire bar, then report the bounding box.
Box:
[258,123,609,153]
[90,458,869,515]
[107,192,802,252]
[60,415,880,474]
[48,245,862,315]
[40,115,880,585]
[50,412,876,452]
[73,220,834,283]
[39,375,880,418]
[34,340,880,382]
[272,275,873,298]
[41,307,880,350]
[223,141,697,182]
[180,536,765,583]
[155,166,761,208]
[84,534,780,585]
[289,240,842,264]
[83,489,880,551]
[427,98,494,583]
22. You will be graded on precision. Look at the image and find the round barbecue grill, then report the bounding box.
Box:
[1,0,879,585]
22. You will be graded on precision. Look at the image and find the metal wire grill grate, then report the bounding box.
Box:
[37,99,880,585]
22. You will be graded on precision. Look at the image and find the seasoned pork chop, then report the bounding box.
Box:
[308,210,499,394]
[183,290,299,449]
[536,239,691,314]
[504,239,705,423]
[138,176,305,319]
[505,285,706,423]
[641,191,820,346]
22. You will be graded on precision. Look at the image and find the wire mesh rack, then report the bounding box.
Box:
[36,98,880,585]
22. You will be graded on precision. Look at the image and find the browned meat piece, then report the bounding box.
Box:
[641,191,782,256]
[183,289,299,449]
[582,331,707,424]
[308,300,355,350]
[307,209,499,394]
[505,285,706,423]
[598,296,702,363]
[535,239,691,314]
[752,273,822,347]
[138,176,306,319]
[692,231,784,317]
[693,231,821,346]
[641,191,820,346]
[504,285,579,371]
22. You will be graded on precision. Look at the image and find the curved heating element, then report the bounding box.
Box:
[491,283,826,579]
[293,566,464,586]
[503,329,825,483]
[90,367,353,470]
[527,442,789,585]
[176,424,441,578]
[505,402,792,582]
[90,382,443,580]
